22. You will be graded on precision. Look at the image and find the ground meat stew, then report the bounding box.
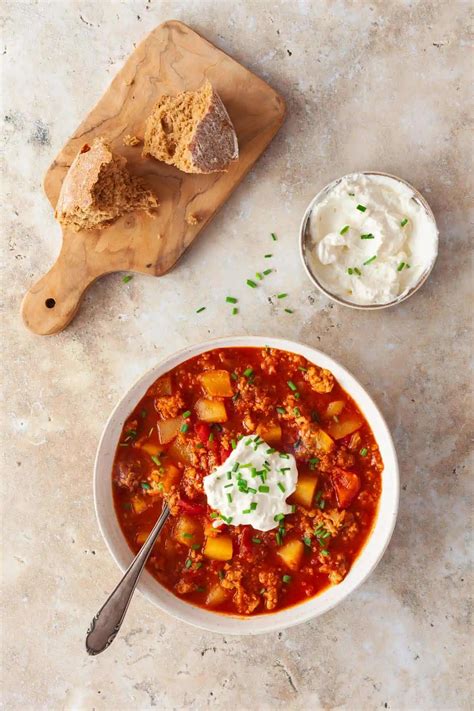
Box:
[113,347,383,616]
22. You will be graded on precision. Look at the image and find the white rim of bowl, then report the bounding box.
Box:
[299,171,439,310]
[93,336,399,635]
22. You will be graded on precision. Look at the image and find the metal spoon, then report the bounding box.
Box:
[86,503,170,655]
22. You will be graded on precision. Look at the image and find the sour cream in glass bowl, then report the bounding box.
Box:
[300,172,438,309]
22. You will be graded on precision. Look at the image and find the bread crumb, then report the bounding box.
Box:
[123,134,142,147]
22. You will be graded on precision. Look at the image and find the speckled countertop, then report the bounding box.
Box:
[2,1,472,709]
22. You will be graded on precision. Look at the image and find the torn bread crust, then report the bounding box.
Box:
[143,81,238,174]
[55,137,158,231]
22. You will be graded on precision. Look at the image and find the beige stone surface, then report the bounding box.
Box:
[1,1,472,709]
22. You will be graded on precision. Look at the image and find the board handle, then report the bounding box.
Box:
[21,232,103,335]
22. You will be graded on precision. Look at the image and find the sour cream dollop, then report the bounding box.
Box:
[307,173,438,305]
[203,435,298,532]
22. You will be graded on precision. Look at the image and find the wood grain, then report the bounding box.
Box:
[21,20,286,335]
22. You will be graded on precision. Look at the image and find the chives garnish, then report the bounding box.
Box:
[224,483,232,488]
[400,218,408,227]
[363,255,377,265]
[250,502,258,510]
[141,482,150,490]
[196,306,206,313]
[150,455,161,467]
[298,366,307,372]
[231,371,238,381]
[246,279,257,288]
[185,559,192,569]
[271,232,277,241]
[247,486,257,494]
[356,204,367,212]
[259,485,270,493]
[321,550,329,556]
[354,267,362,275]
[280,467,290,473]
[242,508,251,514]
[397,262,405,271]
[192,544,201,550]
[263,268,272,275]
[279,453,289,459]
[340,225,350,235]
[291,505,296,513]
[221,515,233,524]
[347,267,354,276]
[277,482,286,493]
[122,275,133,283]
[265,254,273,258]
[182,410,191,418]
[243,368,254,378]
[182,532,193,539]
[225,296,238,303]
[231,439,237,449]
[287,380,297,391]
[277,293,288,299]
[210,512,219,519]
[227,493,232,503]
[274,513,285,521]
[256,272,263,280]
[276,531,282,545]
[276,407,286,414]
[232,462,239,472]
[252,537,262,544]
[284,308,294,314]
[282,574,292,584]
[303,536,311,547]
[360,233,374,239]
[294,407,301,416]
[360,447,368,456]
[266,447,276,454]
[208,432,214,442]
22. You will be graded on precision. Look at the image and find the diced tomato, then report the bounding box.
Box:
[238,526,253,558]
[195,422,211,444]
[331,468,361,509]
[177,499,207,516]
[220,447,232,464]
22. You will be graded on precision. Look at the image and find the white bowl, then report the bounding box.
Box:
[94,336,399,635]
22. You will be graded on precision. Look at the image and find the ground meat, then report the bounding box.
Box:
[182,466,203,499]
[235,378,274,416]
[305,366,334,393]
[115,459,142,491]
[258,570,279,610]
[335,447,356,468]
[175,578,195,595]
[221,563,260,614]
[154,392,185,419]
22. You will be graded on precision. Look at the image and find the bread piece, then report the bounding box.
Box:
[143,81,238,174]
[55,137,158,231]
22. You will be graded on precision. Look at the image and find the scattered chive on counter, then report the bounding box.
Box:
[122,275,133,283]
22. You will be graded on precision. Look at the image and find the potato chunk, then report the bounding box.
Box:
[157,416,184,444]
[332,469,361,508]
[174,515,204,547]
[327,415,363,440]
[203,535,233,561]
[290,474,318,508]
[277,539,304,571]
[140,442,163,457]
[326,400,346,418]
[200,370,233,397]
[167,435,193,464]
[313,428,335,453]
[161,463,180,494]
[154,374,172,396]
[195,397,228,423]
[256,422,282,446]
[206,583,229,607]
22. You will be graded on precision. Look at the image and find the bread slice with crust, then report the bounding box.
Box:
[55,138,158,231]
[143,81,238,174]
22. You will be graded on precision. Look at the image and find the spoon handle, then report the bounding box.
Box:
[86,503,170,655]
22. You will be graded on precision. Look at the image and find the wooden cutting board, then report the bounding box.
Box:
[21,20,286,335]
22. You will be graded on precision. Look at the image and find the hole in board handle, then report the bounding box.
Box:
[45,298,56,309]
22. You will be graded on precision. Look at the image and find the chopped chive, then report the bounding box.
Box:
[185,558,192,569]
[287,380,297,391]
[321,550,329,556]
[232,392,240,402]
[276,407,286,414]
[264,253,273,258]
[274,513,285,521]
[406,263,411,268]
[259,485,270,493]
[263,268,272,275]
[256,272,263,280]
[400,218,408,227]
[218,570,225,580]
[356,204,366,212]
[141,482,151,490]
[291,504,296,513]
[247,279,257,288]
[247,487,257,494]
[232,307,238,315]
[231,371,238,381]
[224,483,233,488]
[279,453,290,459]
[277,293,288,299]
[252,537,262,544]
[266,448,276,454]
[196,306,206,313]
[360,447,368,456]
[192,543,201,550]
[303,536,312,547]
[363,255,377,265]
[122,275,133,283]
[231,439,237,450]
[347,268,354,275]
[182,410,191,419]
[232,462,239,472]
[242,508,251,514]
[208,432,214,442]
[282,574,292,584]
[243,368,254,378]
[280,467,290,473]
[227,493,232,503]
[276,532,282,545]
[277,482,286,493]
[284,308,294,314]
[250,502,258,510]
[354,267,362,275]
[225,296,238,303]
[220,515,233,524]
[150,455,161,467]
[340,225,350,235]
[180,423,189,433]
[298,366,307,372]
[348,192,355,196]
[293,407,301,416]
[182,532,193,539]
[319,499,325,510]
[271,232,277,241]
[360,233,374,239]
[210,512,219,519]
[397,262,405,272]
